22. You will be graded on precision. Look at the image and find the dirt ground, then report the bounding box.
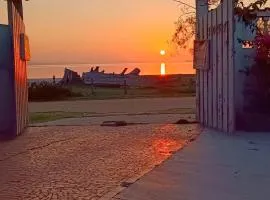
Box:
[29,97,196,114]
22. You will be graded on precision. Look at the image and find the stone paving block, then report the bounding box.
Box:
[0,124,200,200]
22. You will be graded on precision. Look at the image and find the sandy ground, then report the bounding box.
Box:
[29,97,196,114]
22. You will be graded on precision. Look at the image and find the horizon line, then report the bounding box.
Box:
[29,61,194,66]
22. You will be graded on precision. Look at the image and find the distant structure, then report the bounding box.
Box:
[81,67,141,87]
[60,68,83,85]
[60,66,194,88]
[0,0,29,138]
[195,0,270,132]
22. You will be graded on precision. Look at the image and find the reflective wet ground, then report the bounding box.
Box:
[0,124,200,200]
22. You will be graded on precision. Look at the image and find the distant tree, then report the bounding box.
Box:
[172,0,220,53]
[234,0,268,26]
[172,13,195,53]
[171,1,195,53]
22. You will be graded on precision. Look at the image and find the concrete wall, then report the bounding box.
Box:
[0,25,16,136]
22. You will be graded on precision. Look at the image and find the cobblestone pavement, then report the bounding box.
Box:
[0,124,200,200]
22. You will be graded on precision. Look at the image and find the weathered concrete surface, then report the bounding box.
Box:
[114,130,270,200]
[0,124,199,200]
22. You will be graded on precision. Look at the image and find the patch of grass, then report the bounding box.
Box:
[66,85,195,101]
[29,112,95,124]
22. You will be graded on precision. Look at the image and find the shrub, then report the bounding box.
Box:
[29,81,82,102]
[240,33,270,113]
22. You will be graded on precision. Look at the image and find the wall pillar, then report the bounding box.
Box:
[0,0,28,139]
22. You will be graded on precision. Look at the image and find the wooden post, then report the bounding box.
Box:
[0,0,28,138]
[53,75,56,85]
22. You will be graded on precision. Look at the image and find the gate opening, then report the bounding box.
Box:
[1,0,197,138]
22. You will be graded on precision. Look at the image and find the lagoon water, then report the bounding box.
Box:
[28,62,194,79]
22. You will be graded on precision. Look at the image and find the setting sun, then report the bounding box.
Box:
[160,50,166,56]
[161,63,166,75]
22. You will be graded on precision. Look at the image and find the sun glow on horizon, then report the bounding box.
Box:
[161,63,166,75]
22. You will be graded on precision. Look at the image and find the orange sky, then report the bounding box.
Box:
[0,0,194,68]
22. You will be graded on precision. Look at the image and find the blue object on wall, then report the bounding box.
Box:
[0,25,17,138]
